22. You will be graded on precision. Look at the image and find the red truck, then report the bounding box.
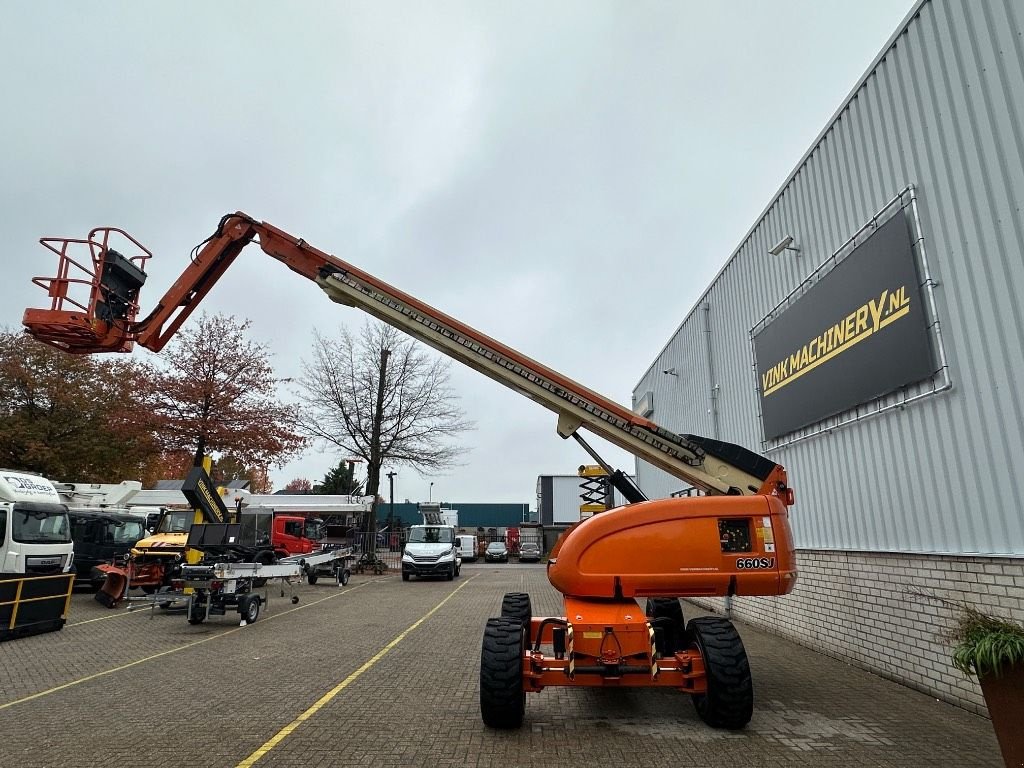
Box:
[242,507,326,560]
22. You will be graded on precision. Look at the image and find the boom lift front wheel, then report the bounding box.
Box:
[480,617,526,729]
[686,616,754,729]
[645,597,685,657]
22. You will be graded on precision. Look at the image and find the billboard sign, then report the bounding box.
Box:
[753,213,933,440]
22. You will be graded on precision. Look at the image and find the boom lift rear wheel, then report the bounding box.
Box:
[686,616,753,729]
[500,592,532,644]
[480,617,526,729]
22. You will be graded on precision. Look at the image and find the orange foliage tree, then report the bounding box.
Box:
[144,313,306,486]
[0,330,160,482]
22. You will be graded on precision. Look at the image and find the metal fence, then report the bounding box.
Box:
[334,527,549,572]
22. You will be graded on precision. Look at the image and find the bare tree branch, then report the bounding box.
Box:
[296,320,473,495]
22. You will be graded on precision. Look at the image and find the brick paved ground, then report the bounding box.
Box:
[0,564,1002,767]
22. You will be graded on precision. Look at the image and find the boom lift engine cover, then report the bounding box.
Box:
[22,213,796,728]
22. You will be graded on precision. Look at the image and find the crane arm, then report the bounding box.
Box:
[23,212,791,502]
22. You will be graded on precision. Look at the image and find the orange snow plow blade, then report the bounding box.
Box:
[93,562,167,608]
[94,565,129,608]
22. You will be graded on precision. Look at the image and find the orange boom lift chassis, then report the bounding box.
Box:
[23,212,796,730]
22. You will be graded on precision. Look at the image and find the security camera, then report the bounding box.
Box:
[662,368,678,376]
[769,235,797,256]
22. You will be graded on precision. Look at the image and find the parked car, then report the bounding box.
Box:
[518,542,542,562]
[484,541,508,563]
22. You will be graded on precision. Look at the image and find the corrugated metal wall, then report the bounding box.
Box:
[537,475,636,524]
[633,0,1024,556]
[377,502,530,528]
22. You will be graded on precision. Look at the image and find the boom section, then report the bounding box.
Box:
[23,212,789,498]
[255,218,781,498]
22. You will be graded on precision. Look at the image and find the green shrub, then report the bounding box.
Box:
[951,605,1024,678]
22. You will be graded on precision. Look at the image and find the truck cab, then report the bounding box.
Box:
[67,509,147,589]
[238,508,325,559]
[271,514,324,556]
[402,524,461,581]
[0,471,74,576]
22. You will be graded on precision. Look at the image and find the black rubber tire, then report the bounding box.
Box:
[252,550,276,587]
[307,571,319,585]
[646,597,685,657]
[338,568,350,586]
[455,563,461,577]
[500,592,532,645]
[446,564,454,581]
[239,594,261,624]
[686,617,753,729]
[480,617,526,729]
[187,600,206,625]
[402,571,410,581]
[157,585,175,610]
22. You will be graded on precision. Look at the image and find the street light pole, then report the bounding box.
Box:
[429,481,434,502]
[386,471,397,529]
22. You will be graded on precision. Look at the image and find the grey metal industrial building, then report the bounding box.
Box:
[632,0,1023,715]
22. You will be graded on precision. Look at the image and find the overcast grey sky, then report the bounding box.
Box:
[1,1,915,506]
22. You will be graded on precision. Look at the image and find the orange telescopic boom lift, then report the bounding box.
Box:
[23,212,796,730]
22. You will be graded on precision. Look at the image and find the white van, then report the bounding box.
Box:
[402,524,461,581]
[456,534,477,562]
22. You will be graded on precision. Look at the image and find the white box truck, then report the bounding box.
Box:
[1,471,75,576]
[0,471,76,638]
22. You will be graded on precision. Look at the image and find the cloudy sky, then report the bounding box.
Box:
[1,1,915,506]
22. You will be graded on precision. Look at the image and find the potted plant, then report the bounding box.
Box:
[951,605,1024,768]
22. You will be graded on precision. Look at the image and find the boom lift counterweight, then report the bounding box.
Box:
[23,212,797,729]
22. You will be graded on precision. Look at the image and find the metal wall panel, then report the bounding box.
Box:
[634,0,1024,556]
[538,476,636,524]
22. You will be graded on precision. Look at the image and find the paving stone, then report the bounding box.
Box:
[0,564,1002,767]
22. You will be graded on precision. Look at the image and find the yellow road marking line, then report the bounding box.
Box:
[236,576,477,768]
[68,608,154,626]
[0,581,370,711]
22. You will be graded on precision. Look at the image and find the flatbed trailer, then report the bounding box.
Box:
[179,547,353,625]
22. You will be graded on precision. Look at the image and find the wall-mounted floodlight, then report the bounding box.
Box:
[769,235,800,256]
[662,368,678,376]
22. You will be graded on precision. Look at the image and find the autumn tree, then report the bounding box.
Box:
[145,312,306,480]
[297,321,472,549]
[285,478,313,492]
[0,330,160,482]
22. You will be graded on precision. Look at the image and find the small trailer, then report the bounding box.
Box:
[179,524,354,625]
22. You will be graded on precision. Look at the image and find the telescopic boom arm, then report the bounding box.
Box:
[23,212,792,504]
